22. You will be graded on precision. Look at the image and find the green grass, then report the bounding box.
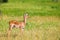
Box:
[0,0,60,40]
[0,1,60,16]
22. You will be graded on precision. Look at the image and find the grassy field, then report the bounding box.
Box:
[0,0,60,40]
[0,0,60,16]
[0,16,60,40]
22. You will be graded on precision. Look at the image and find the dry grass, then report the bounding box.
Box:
[0,16,60,40]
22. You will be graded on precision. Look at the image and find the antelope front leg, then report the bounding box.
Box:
[19,27,24,40]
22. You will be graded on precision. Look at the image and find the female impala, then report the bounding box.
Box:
[8,13,28,36]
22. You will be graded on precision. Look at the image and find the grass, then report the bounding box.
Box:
[0,1,60,16]
[0,16,60,40]
[0,0,60,40]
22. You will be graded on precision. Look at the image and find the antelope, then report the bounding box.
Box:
[8,13,28,36]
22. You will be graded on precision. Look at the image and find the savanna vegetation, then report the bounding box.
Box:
[0,0,60,40]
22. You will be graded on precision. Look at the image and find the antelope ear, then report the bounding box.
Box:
[24,12,28,16]
[26,13,28,16]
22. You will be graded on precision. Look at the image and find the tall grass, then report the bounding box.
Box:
[0,0,60,40]
[0,16,60,40]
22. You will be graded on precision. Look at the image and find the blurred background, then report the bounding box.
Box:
[0,0,60,16]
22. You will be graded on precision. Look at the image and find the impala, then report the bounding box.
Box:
[8,13,28,36]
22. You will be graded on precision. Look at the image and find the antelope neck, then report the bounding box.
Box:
[24,16,27,24]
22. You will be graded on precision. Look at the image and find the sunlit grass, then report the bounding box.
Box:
[0,0,60,40]
[1,2,60,16]
[0,16,60,40]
